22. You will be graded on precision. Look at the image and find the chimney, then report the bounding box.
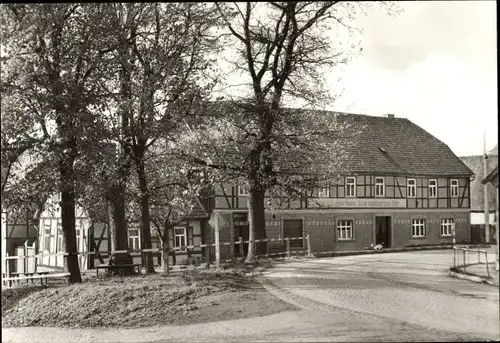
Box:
[384,114,395,118]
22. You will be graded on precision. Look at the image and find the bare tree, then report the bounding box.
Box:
[186,2,400,262]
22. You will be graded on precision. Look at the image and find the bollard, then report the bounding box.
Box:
[306,234,312,257]
[285,238,291,258]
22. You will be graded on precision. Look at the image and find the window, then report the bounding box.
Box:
[337,220,353,240]
[440,218,454,236]
[128,229,140,251]
[407,179,416,198]
[411,219,426,237]
[44,226,51,252]
[450,179,459,197]
[375,177,385,197]
[429,179,437,198]
[318,185,330,198]
[174,227,187,251]
[57,223,64,252]
[345,177,356,197]
[238,186,248,196]
[54,193,61,202]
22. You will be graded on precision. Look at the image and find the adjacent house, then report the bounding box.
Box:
[37,192,212,270]
[460,144,498,243]
[207,112,474,260]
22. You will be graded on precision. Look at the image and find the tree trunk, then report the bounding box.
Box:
[107,199,117,252]
[60,147,82,284]
[162,222,174,275]
[136,155,155,273]
[246,188,266,263]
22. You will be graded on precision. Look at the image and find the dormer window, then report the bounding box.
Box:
[238,186,248,196]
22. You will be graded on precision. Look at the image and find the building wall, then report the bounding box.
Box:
[213,209,470,260]
[214,176,471,211]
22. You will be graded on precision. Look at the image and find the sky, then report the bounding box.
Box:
[331,1,497,157]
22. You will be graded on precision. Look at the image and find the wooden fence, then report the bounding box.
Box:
[2,235,312,277]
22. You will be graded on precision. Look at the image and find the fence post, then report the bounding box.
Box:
[285,238,290,258]
[306,234,312,257]
[215,220,220,270]
[239,236,243,259]
[265,238,270,257]
[485,251,490,277]
[453,248,456,268]
[478,248,480,263]
[463,250,466,272]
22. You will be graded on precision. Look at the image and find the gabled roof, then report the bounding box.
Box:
[329,113,473,177]
[483,165,498,185]
[199,102,473,177]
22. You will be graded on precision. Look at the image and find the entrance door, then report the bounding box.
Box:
[233,213,249,257]
[375,216,391,247]
[283,220,304,248]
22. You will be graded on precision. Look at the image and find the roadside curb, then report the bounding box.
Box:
[314,246,455,258]
[448,268,499,287]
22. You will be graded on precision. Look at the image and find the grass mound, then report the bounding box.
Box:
[2,270,252,328]
[2,261,294,328]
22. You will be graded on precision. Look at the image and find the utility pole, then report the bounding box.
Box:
[483,132,490,243]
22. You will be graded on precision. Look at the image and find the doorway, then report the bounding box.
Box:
[283,219,304,248]
[375,216,391,248]
[233,213,249,257]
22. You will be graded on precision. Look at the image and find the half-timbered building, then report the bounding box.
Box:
[208,113,474,259]
[36,192,211,270]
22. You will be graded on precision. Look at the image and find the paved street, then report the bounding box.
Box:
[3,250,499,342]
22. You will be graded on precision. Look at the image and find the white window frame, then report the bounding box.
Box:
[450,179,459,197]
[411,219,426,237]
[128,228,140,251]
[337,220,353,241]
[429,179,437,198]
[174,226,187,251]
[57,224,64,252]
[238,186,248,196]
[407,179,416,198]
[54,193,61,202]
[318,185,330,198]
[440,218,454,236]
[345,177,356,197]
[375,177,385,197]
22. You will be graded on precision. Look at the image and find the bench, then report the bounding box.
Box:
[2,272,70,287]
[95,263,140,277]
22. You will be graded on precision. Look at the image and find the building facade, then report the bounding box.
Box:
[460,144,498,242]
[37,193,210,270]
[207,113,474,260]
